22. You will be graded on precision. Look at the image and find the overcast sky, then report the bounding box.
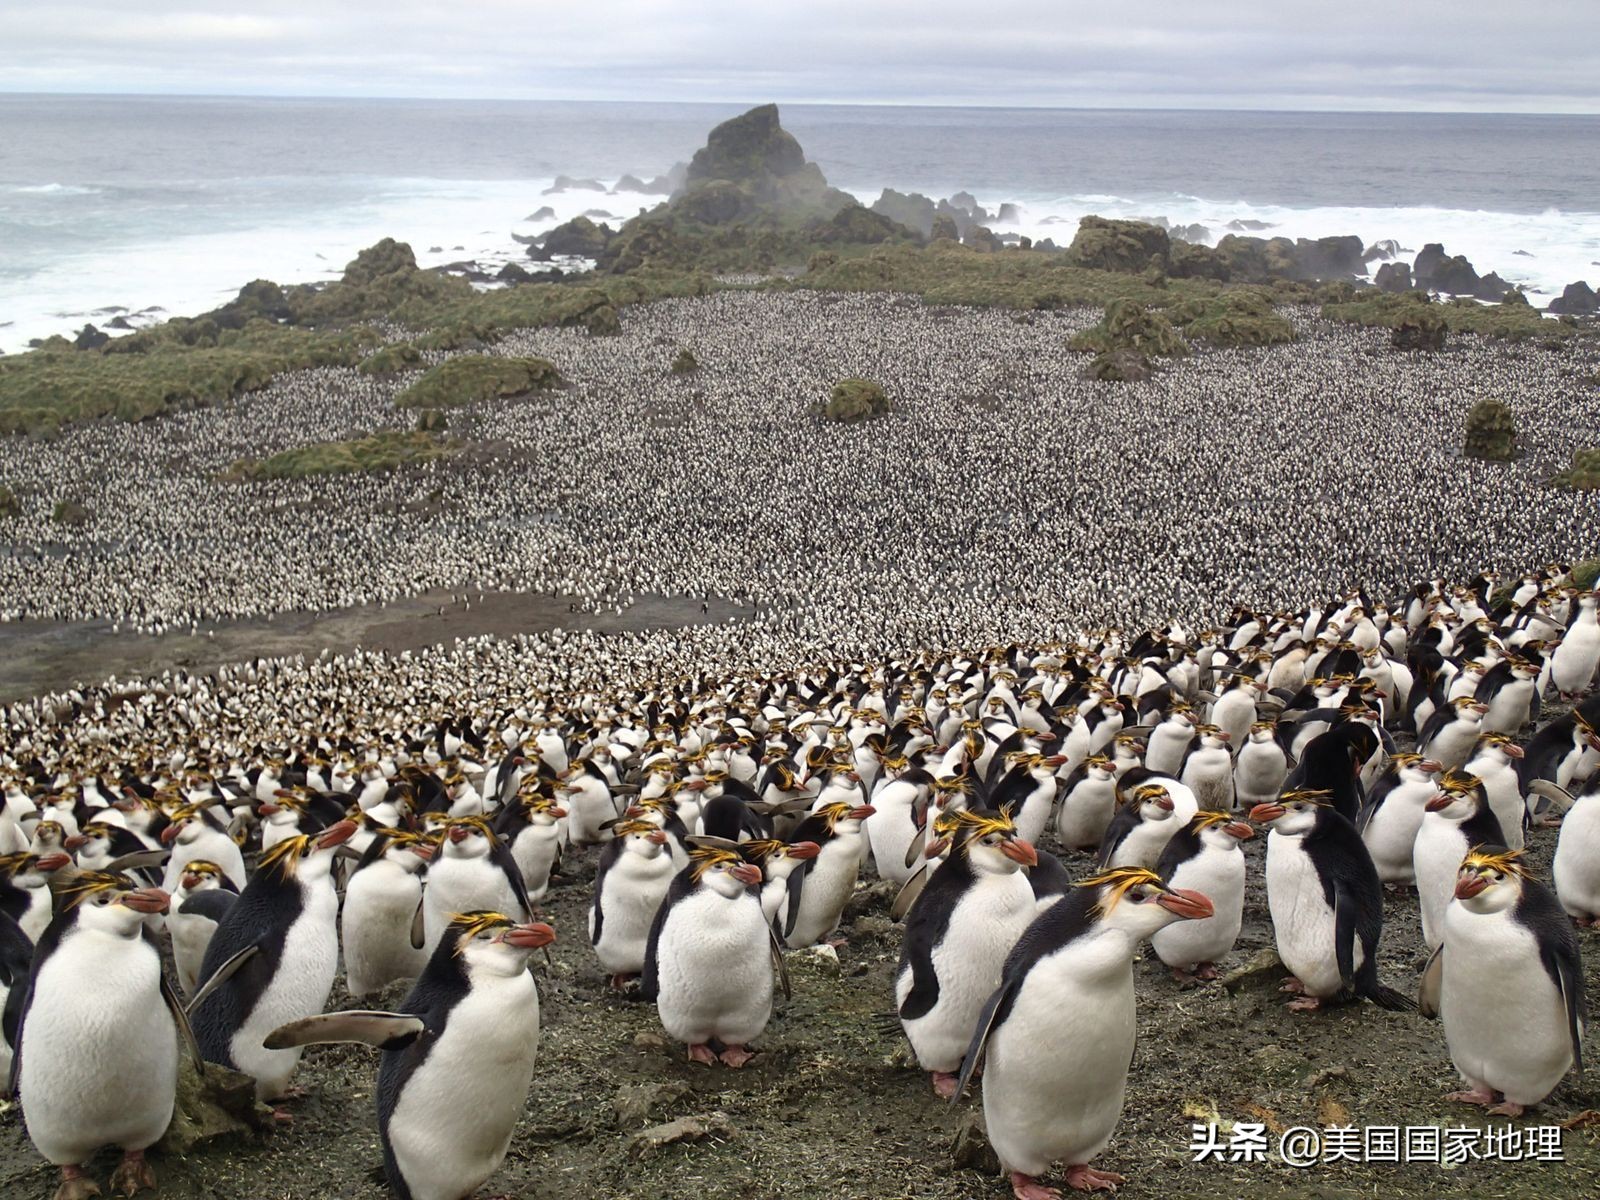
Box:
[3,1,1597,112]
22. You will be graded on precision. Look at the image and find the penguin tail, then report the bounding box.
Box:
[1365,982,1418,1013]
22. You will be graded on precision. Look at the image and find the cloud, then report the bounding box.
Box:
[0,0,1596,111]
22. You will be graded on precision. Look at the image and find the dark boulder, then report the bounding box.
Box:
[1374,262,1413,293]
[814,204,909,245]
[934,199,979,237]
[1473,272,1512,302]
[525,206,557,221]
[964,224,1003,253]
[612,174,672,195]
[1168,223,1211,244]
[1393,306,1448,352]
[1549,281,1598,315]
[1364,239,1403,262]
[1067,216,1171,273]
[1085,349,1154,382]
[1463,398,1516,462]
[538,215,614,258]
[496,262,535,284]
[1033,237,1059,252]
[930,213,960,242]
[996,203,1022,223]
[687,104,806,185]
[208,278,294,329]
[73,324,110,351]
[343,238,418,286]
[1226,218,1272,232]
[1169,241,1231,282]
[1411,243,1449,289]
[871,189,937,237]
[1431,255,1480,295]
[542,175,606,195]
[1293,235,1365,280]
[947,191,989,220]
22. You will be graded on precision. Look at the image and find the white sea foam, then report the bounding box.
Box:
[7,183,102,196]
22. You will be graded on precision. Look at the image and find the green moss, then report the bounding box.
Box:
[395,355,563,409]
[1066,216,1171,274]
[51,499,90,525]
[226,430,458,480]
[1574,558,1600,589]
[1085,350,1153,382]
[671,349,699,375]
[1168,289,1296,347]
[1550,448,1600,490]
[1323,292,1571,345]
[1069,299,1189,357]
[358,343,426,375]
[819,378,889,423]
[0,484,19,517]
[1463,398,1516,462]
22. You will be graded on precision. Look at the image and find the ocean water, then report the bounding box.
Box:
[2,96,1599,353]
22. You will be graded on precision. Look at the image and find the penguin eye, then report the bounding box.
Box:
[982,834,1002,847]
[95,891,114,906]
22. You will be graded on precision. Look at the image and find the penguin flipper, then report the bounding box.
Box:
[782,865,808,941]
[1418,945,1444,1019]
[263,1011,425,1051]
[1333,886,1357,992]
[160,969,205,1074]
[1528,780,1575,815]
[185,943,260,1016]
[890,866,929,921]
[903,823,929,871]
[1543,942,1586,1076]
[953,975,1018,1104]
[768,925,792,1002]
[104,848,169,875]
[409,897,426,950]
[178,890,237,923]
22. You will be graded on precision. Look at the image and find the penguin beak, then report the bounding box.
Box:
[1000,837,1038,867]
[925,837,950,859]
[1223,821,1255,840]
[1454,874,1489,900]
[646,830,668,845]
[1425,793,1453,813]
[64,834,88,850]
[1156,888,1214,920]
[786,840,820,860]
[258,803,280,816]
[549,806,568,819]
[503,922,557,950]
[411,842,435,860]
[448,826,470,843]
[849,805,876,821]
[1502,744,1524,759]
[1249,803,1285,824]
[316,819,358,850]
[1421,760,1444,774]
[1044,754,1068,767]
[36,852,70,871]
[1154,795,1174,812]
[730,863,762,887]
[182,873,204,890]
[118,887,171,915]
[160,823,183,845]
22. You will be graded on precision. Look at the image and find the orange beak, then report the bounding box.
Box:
[504,922,557,950]
[786,840,820,860]
[646,830,668,845]
[1224,821,1255,840]
[160,823,183,845]
[119,887,171,915]
[36,852,70,871]
[849,805,876,821]
[1249,803,1286,824]
[411,842,435,860]
[1425,794,1453,813]
[1156,888,1214,920]
[730,862,762,887]
[64,834,88,851]
[1454,874,1489,900]
[1503,744,1524,759]
[1001,837,1039,867]
[316,819,358,850]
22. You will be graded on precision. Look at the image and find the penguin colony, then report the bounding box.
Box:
[0,565,1597,1199]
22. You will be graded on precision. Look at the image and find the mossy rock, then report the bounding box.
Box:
[0,484,20,517]
[1085,349,1153,382]
[1169,290,1295,348]
[584,303,622,336]
[52,499,90,525]
[226,430,457,480]
[1574,558,1600,588]
[414,323,493,352]
[415,408,449,433]
[396,355,562,408]
[1393,308,1448,352]
[342,237,419,286]
[819,377,890,424]
[539,216,613,258]
[1550,448,1600,490]
[1463,398,1516,461]
[671,349,699,375]
[930,213,960,243]
[1069,299,1189,357]
[358,343,426,376]
[1067,216,1171,274]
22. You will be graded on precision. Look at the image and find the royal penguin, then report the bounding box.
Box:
[1462,735,1527,850]
[745,837,820,942]
[188,820,357,1107]
[421,817,533,957]
[342,829,435,1000]
[589,819,678,989]
[896,808,1037,1097]
[159,802,247,893]
[558,760,619,846]
[13,874,192,1200]
[1151,811,1252,983]
[1420,847,1585,1115]
[988,753,1066,847]
[1417,698,1490,772]
[1054,755,1118,852]
[492,787,566,902]
[1551,591,1600,699]
[1414,772,1506,951]
[0,851,72,943]
[169,859,240,997]
[1251,793,1414,1012]
[957,867,1214,1198]
[1097,783,1178,871]
[1142,706,1197,777]
[641,845,784,1067]
[775,800,874,948]
[0,910,31,1083]
[264,910,556,1200]
[1552,778,1600,924]
[866,767,935,885]
[1178,726,1236,813]
[1357,754,1443,886]
[1233,721,1289,812]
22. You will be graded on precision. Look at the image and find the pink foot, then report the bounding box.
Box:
[53,1165,101,1200]
[1488,1100,1527,1117]
[109,1150,155,1197]
[270,1107,295,1125]
[719,1044,755,1068]
[1010,1172,1063,1200]
[1065,1163,1125,1193]
[1287,995,1323,1013]
[931,1071,959,1099]
[1280,977,1306,994]
[687,1043,718,1066]
[609,972,638,990]
[826,935,849,949]
[1193,963,1219,981]
[1170,966,1199,988]
[1447,1086,1496,1107]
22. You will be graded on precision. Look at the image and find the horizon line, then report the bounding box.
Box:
[1,89,1597,119]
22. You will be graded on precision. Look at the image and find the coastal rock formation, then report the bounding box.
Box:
[963,224,1002,252]
[1549,281,1598,314]
[542,175,606,195]
[1169,241,1230,281]
[344,237,419,285]
[535,215,614,259]
[612,174,672,195]
[1365,239,1403,262]
[819,377,890,423]
[1068,216,1171,273]
[996,202,1022,223]
[1392,305,1448,352]
[1374,262,1413,293]
[930,213,960,242]
[525,206,557,221]
[73,324,110,351]
[871,188,937,237]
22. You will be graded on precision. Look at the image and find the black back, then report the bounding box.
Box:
[189,867,305,1066]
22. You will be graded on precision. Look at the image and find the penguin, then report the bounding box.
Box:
[866,767,935,885]
[895,808,1037,1097]
[745,837,820,943]
[1232,721,1289,812]
[988,753,1066,846]
[1552,777,1600,924]
[1250,793,1415,1012]
[1551,591,1600,699]
[0,909,31,1084]
[1053,755,1118,852]
[1141,705,1196,776]
[169,859,240,997]
[0,851,72,943]
[557,760,619,846]
[641,845,784,1067]
[1414,772,1506,952]
[1462,735,1527,851]
[1357,754,1443,886]
[1475,655,1540,734]
[12,873,193,1200]
[1420,847,1585,1116]
[1151,811,1252,984]
[188,820,357,1107]
[492,788,565,902]
[159,802,247,893]
[421,817,533,957]
[1178,726,1235,813]
[775,801,874,948]
[1096,783,1177,871]
[1417,698,1490,772]
[589,819,677,989]
[342,829,435,1000]
[957,867,1214,1199]
[263,910,556,1200]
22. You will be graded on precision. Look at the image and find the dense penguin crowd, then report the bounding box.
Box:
[0,292,1598,1199]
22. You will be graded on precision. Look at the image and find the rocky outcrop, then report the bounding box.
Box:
[1167,223,1211,244]
[542,175,606,195]
[1169,241,1231,281]
[1293,236,1365,280]
[342,238,417,286]
[1226,218,1272,232]
[1374,262,1413,293]
[814,204,906,245]
[930,213,960,242]
[1473,272,1512,302]
[525,206,556,222]
[1068,216,1171,273]
[1412,243,1486,294]
[996,203,1022,223]
[964,225,1003,253]
[871,189,937,237]
[1364,239,1403,262]
[612,174,672,195]
[1463,398,1516,461]
[73,324,110,351]
[1549,281,1598,314]
[534,216,614,259]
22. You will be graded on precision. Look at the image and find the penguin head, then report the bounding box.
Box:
[446,910,556,979]
[378,829,436,873]
[1390,752,1444,781]
[743,838,820,880]
[1084,754,1115,781]
[1189,810,1254,849]
[61,872,170,936]
[258,819,358,880]
[179,858,227,893]
[1130,784,1176,823]
[689,846,761,898]
[1453,846,1529,915]
[1424,771,1485,820]
[1249,790,1332,835]
[64,822,113,864]
[935,807,1037,875]
[815,800,875,834]
[614,819,671,860]
[442,815,496,859]
[1474,733,1524,764]
[1074,867,1214,939]
[0,849,72,885]
[1248,722,1277,744]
